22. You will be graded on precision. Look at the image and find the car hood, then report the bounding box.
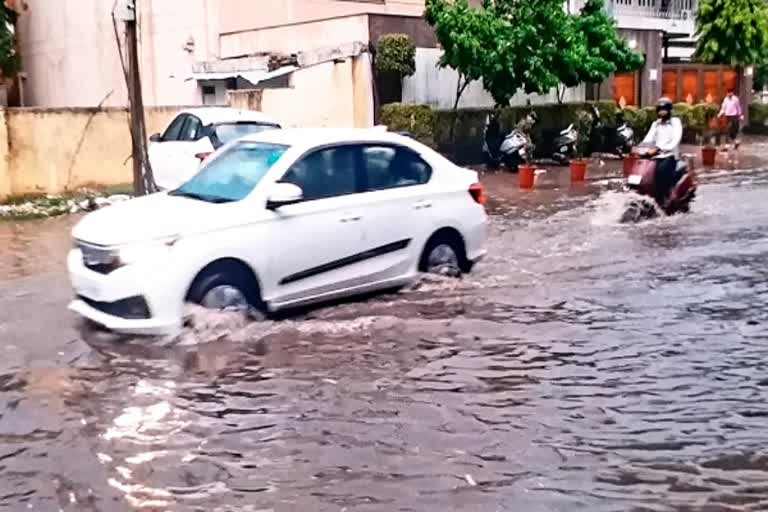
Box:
[72,192,234,246]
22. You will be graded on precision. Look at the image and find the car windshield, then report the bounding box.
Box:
[170,141,288,203]
[215,122,280,145]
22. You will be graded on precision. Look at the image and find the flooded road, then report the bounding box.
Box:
[1,161,768,511]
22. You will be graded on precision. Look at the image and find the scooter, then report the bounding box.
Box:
[620,145,697,223]
[483,112,535,172]
[540,123,578,165]
[589,105,634,158]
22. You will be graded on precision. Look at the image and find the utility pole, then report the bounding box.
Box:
[115,0,155,195]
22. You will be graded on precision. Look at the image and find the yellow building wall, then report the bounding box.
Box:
[0,110,9,198]
[0,107,180,199]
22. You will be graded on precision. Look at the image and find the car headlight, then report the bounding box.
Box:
[117,237,178,266]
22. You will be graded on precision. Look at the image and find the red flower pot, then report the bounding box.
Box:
[518,164,535,189]
[701,146,717,167]
[570,159,587,183]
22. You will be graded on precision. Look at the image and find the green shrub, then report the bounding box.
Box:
[642,105,657,124]
[750,101,768,127]
[690,103,718,132]
[375,34,416,78]
[622,106,652,140]
[380,103,436,147]
[591,100,619,124]
[672,102,694,128]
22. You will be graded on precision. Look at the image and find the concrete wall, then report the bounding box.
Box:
[16,0,423,108]
[219,15,371,58]
[16,0,216,107]
[0,106,181,198]
[227,55,374,128]
[217,0,424,35]
[402,48,586,109]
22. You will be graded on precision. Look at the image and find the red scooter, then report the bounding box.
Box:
[621,145,697,223]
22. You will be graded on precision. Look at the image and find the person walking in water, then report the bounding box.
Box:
[718,89,743,148]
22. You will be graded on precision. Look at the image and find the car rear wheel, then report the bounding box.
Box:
[419,232,468,277]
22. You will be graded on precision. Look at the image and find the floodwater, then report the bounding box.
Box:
[1,156,768,511]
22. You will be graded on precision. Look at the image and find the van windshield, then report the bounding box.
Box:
[170,141,288,203]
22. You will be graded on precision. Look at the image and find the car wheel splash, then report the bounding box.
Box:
[201,285,249,311]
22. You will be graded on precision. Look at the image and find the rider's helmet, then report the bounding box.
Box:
[656,97,673,121]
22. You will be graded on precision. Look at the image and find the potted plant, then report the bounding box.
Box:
[570,109,593,183]
[701,112,718,167]
[518,137,536,189]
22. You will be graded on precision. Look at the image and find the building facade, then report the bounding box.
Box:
[14,0,750,121]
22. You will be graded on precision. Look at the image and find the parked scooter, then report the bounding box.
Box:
[588,104,634,158]
[540,122,578,165]
[483,112,535,172]
[620,144,697,223]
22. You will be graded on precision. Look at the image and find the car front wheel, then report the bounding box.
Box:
[187,266,266,320]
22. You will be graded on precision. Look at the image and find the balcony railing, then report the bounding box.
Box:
[607,0,697,20]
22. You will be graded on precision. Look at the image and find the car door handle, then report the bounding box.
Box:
[340,215,361,223]
[413,200,432,210]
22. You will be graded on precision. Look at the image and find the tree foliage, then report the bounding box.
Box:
[424,0,494,103]
[695,0,768,65]
[425,0,642,107]
[375,34,416,78]
[575,0,643,84]
[0,3,19,77]
[483,0,586,104]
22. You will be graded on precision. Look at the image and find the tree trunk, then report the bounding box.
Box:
[557,84,566,104]
[449,74,470,155]
[125,17,155,196]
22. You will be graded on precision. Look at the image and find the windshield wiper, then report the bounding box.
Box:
[169,190,234,203]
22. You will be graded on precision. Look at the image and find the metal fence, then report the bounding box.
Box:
[606,0,697,20]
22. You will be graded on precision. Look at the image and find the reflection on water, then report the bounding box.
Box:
[0,215,79,280]
[1,168,768,510]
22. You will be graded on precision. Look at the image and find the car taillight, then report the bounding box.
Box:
[469,182,486,205]
[195,152,211,161]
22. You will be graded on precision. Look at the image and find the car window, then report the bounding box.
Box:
[281,146,359,201]
[360,145,432,191]
[170,141,288,203]
[212,122,281,147]
[162,114,187,141]
[180,116,203,142]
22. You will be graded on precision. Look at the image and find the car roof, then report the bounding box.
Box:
[239,127,422,151]
[179,107,279,126]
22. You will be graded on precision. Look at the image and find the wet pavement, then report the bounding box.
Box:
[1,143,768,511]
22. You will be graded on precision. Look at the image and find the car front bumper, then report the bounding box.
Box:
[67,249,184,336]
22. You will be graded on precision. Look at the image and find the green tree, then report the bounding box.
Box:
[695,0,768,65]
[0,3,19,77]
[574,0,643,97]
[480,0,580,105]
[424,0,492,109]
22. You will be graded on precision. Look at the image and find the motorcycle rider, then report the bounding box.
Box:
[641,97,683,205]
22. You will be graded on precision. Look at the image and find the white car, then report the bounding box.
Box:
[68,128,488,336]
[148,107,281,190]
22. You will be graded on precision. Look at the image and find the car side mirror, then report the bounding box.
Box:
[149,133,162,143]
[266,183,303,210]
